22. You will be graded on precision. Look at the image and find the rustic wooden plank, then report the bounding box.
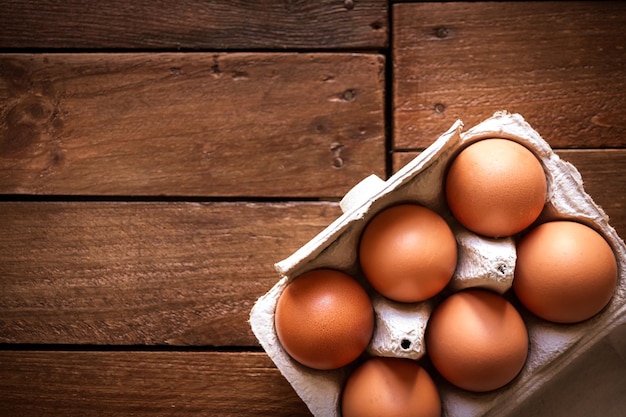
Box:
[392,149,626,238]
[0,201,342,346]
[0,53,385,197]
[0,0,387,50]
[393,2,626,149]
[0,350,312,417]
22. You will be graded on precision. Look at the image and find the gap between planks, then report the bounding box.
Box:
[0,350,312,417]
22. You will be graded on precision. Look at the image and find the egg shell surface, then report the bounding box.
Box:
[426,289,529,392]
[445,138,547,238]
[341,357,441,417]
[513,220,618,324]
[359,204,457,303]
[274,269,374,370]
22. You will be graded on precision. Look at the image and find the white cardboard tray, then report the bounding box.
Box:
[250,111,626,417]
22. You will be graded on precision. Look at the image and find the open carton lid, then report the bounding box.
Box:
[250,111,626,417]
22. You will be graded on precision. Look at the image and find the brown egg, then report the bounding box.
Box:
[341,357,441,417]
[426,289,528,392]
[274,269,374,370]
[359,204,457,303]
[513,221,618,324]
[445,138,547,237]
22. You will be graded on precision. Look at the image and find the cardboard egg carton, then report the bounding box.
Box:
[249,111,626,417]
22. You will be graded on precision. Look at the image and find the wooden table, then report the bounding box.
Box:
[1,2,624,416]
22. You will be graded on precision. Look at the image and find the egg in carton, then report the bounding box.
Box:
[249,111,626,417]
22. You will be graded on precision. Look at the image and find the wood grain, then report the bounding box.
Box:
[392,149,626,238]
[0,53,385,197]
[393,2,626,149]
[0,201,342,346]
[0,350,312,417]
[0,0,387,50]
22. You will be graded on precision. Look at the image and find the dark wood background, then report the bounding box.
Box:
[1,2,624,416]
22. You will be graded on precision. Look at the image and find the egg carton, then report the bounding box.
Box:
[249,111,626,417]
